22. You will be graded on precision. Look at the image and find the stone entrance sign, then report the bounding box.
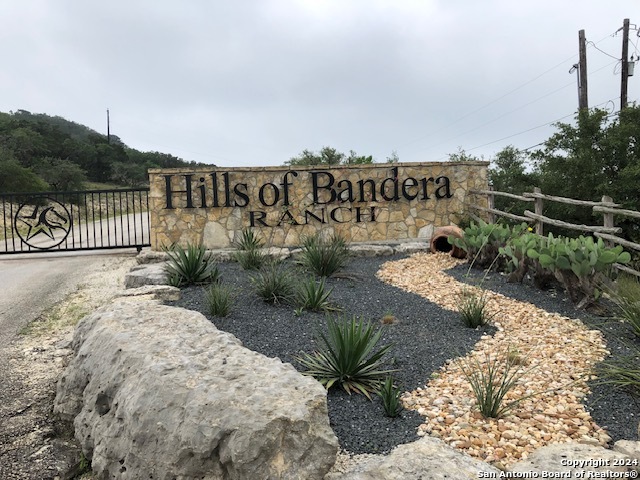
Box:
[148,161,488,249]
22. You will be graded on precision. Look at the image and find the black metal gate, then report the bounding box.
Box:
[0,188,150,254]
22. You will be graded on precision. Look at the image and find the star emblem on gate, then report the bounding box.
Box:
[14,198,72,249]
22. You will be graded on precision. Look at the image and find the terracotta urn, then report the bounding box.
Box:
[430,225,466,259]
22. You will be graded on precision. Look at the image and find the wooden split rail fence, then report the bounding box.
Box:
[467,187,640,277]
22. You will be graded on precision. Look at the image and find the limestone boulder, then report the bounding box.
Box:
[510,442,633,474]
[324,436,501,480]
[123,263,169,288]
[54,301,338,480]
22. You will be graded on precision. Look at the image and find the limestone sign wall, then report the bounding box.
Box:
[148,161,488,249]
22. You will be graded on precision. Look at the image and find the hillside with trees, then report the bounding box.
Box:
[0,110,208,193]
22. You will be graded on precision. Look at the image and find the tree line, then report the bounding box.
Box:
[0,110,207,193]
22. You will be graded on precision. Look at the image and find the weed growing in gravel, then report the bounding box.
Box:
[299,233,349,277]
[456,350,534,419]
[250,262,297,304]
[378,375,404,417]
[296,315,395,399]
[296,276,335,312]
[205,283,235,317]
[380,310,397,325]
[164,243,220,287]
[458,288,495,328]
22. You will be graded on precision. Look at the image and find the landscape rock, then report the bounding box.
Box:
[510,442,633,474]
[54,301,339,479]
[393,242,430,254]
[348,244,395,257]
[123,263,168,288]
[324,436,501,480]
[114,284,181,301]
[135,250,168,264]
[614,440,640,467]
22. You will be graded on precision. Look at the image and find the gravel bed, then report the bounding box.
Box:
[168,254,494,454]
[446,263,640,444]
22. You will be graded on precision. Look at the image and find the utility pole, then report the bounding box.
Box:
[621,18,630,110]
[578,29,588,110]
[106,109,111,144]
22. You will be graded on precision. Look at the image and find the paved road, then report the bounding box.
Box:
[0,251,135,359]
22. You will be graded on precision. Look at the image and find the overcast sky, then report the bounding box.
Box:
[1,1,638,167]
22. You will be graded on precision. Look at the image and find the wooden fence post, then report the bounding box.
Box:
[488,186,496,224]
[534,187,544,235]
[601,195,614,246]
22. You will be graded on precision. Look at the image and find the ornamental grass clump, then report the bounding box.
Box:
[296,315,395,399]
[610,274,640,338]
[457,350,534,419]
[205,283,235,317]
[378,375,404,417]
[234,228,263,251]
[164,243,220,287]
[250,262,296,304]
[299,233,349,277]
[594,353,640,398]
[458,288,495,328]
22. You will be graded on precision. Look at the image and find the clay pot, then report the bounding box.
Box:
[430,225,466,259]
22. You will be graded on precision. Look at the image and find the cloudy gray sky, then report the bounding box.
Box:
[1,1,638,167]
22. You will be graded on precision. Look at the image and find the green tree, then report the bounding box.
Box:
[533,106,640,240]
[32,157,87,191]
[489,146,539,215]
[447,148,482,163]
[285,146,374,166]
[0,149,49,193]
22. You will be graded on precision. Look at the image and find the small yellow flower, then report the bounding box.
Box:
[527,227,533,232]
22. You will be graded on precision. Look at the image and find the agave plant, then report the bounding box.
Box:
[164,243,220,287]
[377,375,404,417]
[299,233,349,277]
[296,315,395,399]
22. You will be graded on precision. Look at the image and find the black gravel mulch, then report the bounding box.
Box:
[167,254,639,454]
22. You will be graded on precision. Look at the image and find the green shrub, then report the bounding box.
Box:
[296,276,334,312]
[527,234,631,309]
[378,375,404,417]
[234,247,267,270]
[164,243,220,287]
[296,315,395,399]
[205,283,235,317]
[299,233,349,277]
[250,262,296,304]
[457,350,533,419]
[458,288,494,328]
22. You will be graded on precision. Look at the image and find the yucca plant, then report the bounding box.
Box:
[164,243,220,287]
[250,262,296,304]
[299,233,349,277]
[296,276,335,312]
[458,287,495,328]
[378,375,404,417]
[235,228,263,250]
[205,283,235,317]
[296,315,395,399]
[234,246,267,270]
[457,350,534,419]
